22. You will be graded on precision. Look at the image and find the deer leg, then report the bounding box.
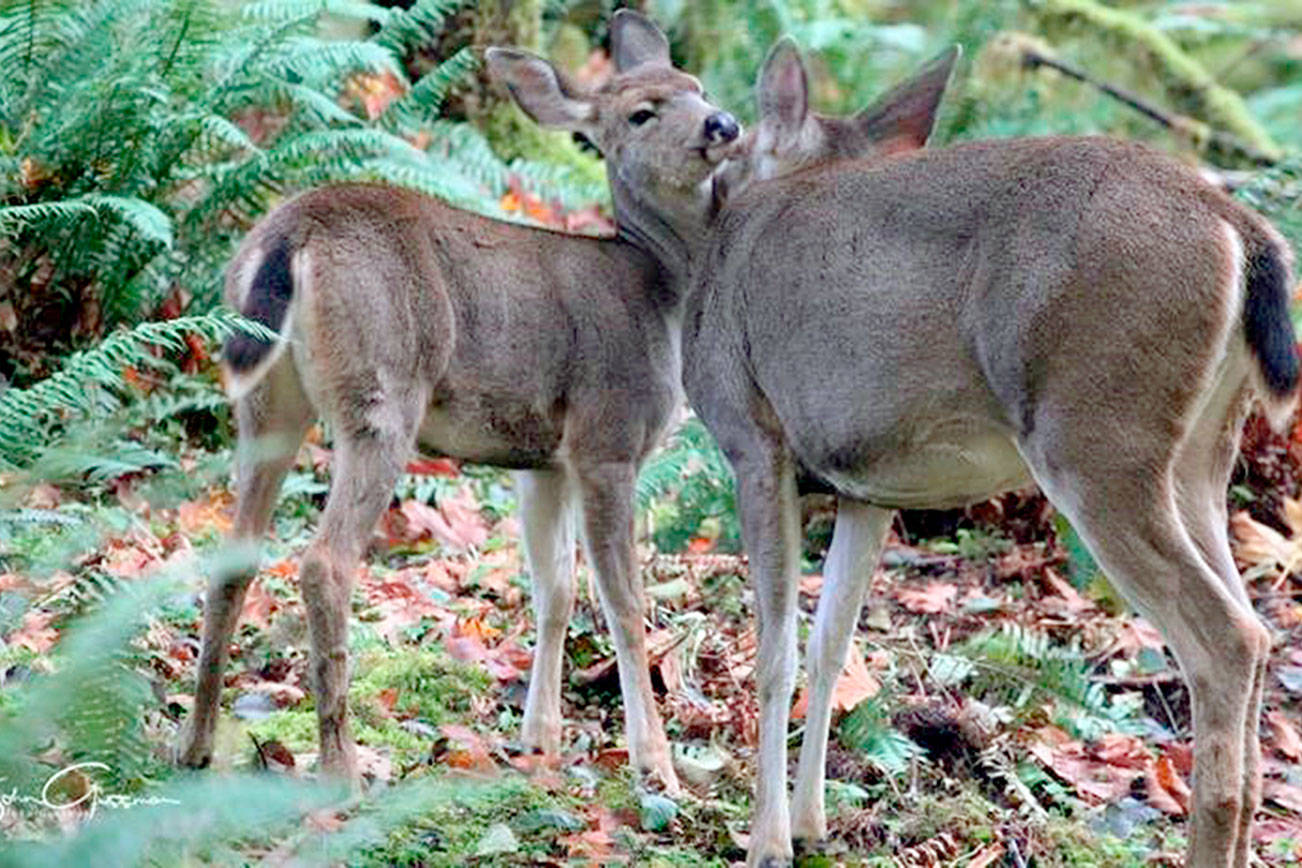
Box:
[731,446,802,867]
[1173,379,1263,866]
[301,404,417,780]
[572,460,678,791]
[515,469,577,756]
[1031,460,1267,868]
[180,359,311,768]
[791,499,892,848]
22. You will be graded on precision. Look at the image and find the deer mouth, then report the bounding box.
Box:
[696,142,731,164]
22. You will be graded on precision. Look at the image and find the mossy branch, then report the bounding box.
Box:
[1032,0,1282,166]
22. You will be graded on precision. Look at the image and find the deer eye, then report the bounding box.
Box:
[628,108,656,126]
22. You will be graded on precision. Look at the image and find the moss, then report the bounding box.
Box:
[479,101,607,189]
[353,776,573,866]
[1035,0,1282,164]
[248,646,493,768]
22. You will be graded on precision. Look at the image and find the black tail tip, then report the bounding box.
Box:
[223,331,277,373]
[222,234,295,373]
[1245,246,1300,397]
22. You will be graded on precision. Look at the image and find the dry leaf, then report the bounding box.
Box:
[1265,780,1302,813]
[895,581,957,614]
[1267,710,1302,760]
[1145,754,1190,815]
[792,642,880,720]
[1231,510,1302,576]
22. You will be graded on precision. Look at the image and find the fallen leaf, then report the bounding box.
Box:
[399,489,488,551]
[968,843,1005,868]
[791,640,879,720]
[1266,710,1302,760]
[406,456,459,477]
[8,610,58,653]
[1145,754,1190,815]
[1266,780,1302,813]
[355,744,392,783]
[1231,510,1302,576]
[438,724,496,773]
[895,581,957,614]
[253,738,296,772]
[240,580,281,631]
[345,69,406,120]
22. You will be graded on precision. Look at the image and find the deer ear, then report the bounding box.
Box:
[756,37,808,148]
[855,44,959,155]
[485,47,595,130]
[610,9,671,71]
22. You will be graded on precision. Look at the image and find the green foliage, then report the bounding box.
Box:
[1235,157,1302,250]
[954,623,1139,739]
[0,774,346,867]
[836,693,924,775]
[0,572,180,792]
[637,416,740,553]
[0,309,260,472]
[0,0,599,390]
[654,0,947,124]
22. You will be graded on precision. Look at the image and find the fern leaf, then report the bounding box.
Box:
[371,0,467,55]
[384,45,477,130]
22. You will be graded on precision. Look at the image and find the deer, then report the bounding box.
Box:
[680,37,1298,867]
[177,10,741,793]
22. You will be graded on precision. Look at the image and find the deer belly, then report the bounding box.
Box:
[806,424,1032,510]
[416,402,562,470]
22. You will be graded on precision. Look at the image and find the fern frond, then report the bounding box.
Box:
[82,194,175,249]
[258,36,401,91]
[371,0,467,56]
[0,311,270,468]
[383,45,477,131]
[242,0,392,25]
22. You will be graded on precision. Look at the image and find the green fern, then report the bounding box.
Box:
[0,310,269,469]
[637,416,739,553]
[953,622,1134,739]
[836,693,924,776]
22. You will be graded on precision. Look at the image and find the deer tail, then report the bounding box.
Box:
[1241,231,1300,428]
[222,232,299,402]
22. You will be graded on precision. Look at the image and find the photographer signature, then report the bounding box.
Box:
[0,762,180,821]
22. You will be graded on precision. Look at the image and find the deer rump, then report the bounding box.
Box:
[690,135,1297,510]
[221,183,677,470]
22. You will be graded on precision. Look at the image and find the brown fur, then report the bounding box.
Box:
[688,43,1297,866]
[178,11,741,794]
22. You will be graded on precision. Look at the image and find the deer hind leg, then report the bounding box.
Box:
[1025,439,1266,868]
[181,357,312,768]
[791,499,893,848]
[571,459,679,791]
[302,395,421,780]
[515,469,577,756]
[1172,362,1264,867]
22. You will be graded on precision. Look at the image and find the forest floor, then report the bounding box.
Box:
[4,418,1302,867]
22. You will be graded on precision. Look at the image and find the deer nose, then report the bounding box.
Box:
[704,111,740,144]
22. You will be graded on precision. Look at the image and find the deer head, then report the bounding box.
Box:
[486,10,741,278]
[719,38,960,192]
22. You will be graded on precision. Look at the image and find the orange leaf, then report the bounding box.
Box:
[1146,754,1190,815]
[895,581,956,614]
[9,610,58,653]
[405,456,459,477]
[832,640,880,713]
[1267,710,1302,760]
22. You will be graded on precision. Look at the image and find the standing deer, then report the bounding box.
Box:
[683,39,1298,866]
[178,10,740,791]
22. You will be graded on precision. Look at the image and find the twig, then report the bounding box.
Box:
[1021,48,1278,168]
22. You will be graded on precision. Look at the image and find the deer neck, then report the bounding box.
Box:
[609,167,714,288]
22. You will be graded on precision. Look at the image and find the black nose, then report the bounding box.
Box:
[704,111,740,144]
